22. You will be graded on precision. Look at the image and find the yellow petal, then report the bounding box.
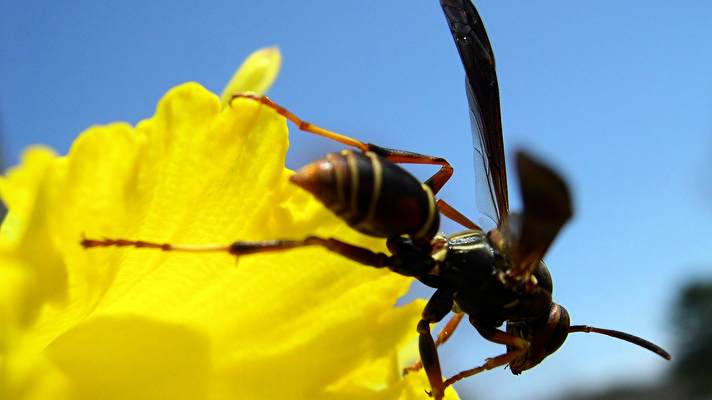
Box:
[0,147,57,249]
[220,46,282,107]
[47,316,211,400]
[0,147,68,325]
[1,53,459,399]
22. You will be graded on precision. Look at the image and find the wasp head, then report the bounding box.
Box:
[506,303,570,374]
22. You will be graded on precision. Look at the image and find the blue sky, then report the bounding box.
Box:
[2,1,712,399]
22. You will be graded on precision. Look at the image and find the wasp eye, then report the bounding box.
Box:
[545,304,571,355]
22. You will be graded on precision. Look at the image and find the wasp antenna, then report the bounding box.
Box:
[568,325,672,360]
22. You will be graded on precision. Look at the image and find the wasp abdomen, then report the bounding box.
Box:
[290,150,439,241]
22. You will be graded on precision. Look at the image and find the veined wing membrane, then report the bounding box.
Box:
[468,81,502,229]
[441,0,509,227]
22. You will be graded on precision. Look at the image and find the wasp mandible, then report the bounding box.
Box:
[83,1,671,398]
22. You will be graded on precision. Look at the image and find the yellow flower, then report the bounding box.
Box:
[0,48,459,399]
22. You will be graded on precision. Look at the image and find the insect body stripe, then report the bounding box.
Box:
[414,184,436,240]
[327,152,346,213]
[364,152,383,224]
[344,150,360,220]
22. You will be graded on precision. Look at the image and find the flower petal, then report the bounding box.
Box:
[0,147,68,324]
[2,59,459,398]
[47,316,211,400]
[220,46,282,106]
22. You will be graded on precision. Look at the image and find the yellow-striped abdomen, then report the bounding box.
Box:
[290,150,439,242]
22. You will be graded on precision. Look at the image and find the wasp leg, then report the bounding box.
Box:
[442,323,529,388]
[365,144,453,195]
[230,94,454,195]
[230,94,370,151]
[436,199,481,231]
[443,352,518,388]
[82,236,392,268]
[230,236,394,268]
[434,312,465,346]
[414,289,455,400]
[403,312,465,374]
[82,235,439,278]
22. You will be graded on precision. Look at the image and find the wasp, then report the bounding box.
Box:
[82,0,671,398]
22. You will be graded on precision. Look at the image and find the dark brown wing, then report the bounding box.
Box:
[440,0,509,227]
[441,1,572,283]
[510,151,573,278]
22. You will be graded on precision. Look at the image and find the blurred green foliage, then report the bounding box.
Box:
[672,280,712,395]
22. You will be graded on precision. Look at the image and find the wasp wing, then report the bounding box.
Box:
[442,1,572,281]
[510,151,573,279]
[467,81,502,229]
[441,0,509,228]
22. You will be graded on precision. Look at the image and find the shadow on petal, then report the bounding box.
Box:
[46,315,212,400]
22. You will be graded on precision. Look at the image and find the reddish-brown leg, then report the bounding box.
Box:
[443,352,519,388]
[436,200,481,231]
[230,93,370,151]
[230,94,454,195]
[367,144,453,195]
[416,289,455,400]
[442,324,529,389]
[81,236,392,268]
[403,312,465,374]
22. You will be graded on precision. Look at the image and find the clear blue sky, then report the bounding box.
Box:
[2,1,712,399]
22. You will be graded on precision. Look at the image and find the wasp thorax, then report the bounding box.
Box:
[290,150,439,241]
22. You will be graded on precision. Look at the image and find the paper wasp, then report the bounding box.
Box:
[82,0,671,398]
